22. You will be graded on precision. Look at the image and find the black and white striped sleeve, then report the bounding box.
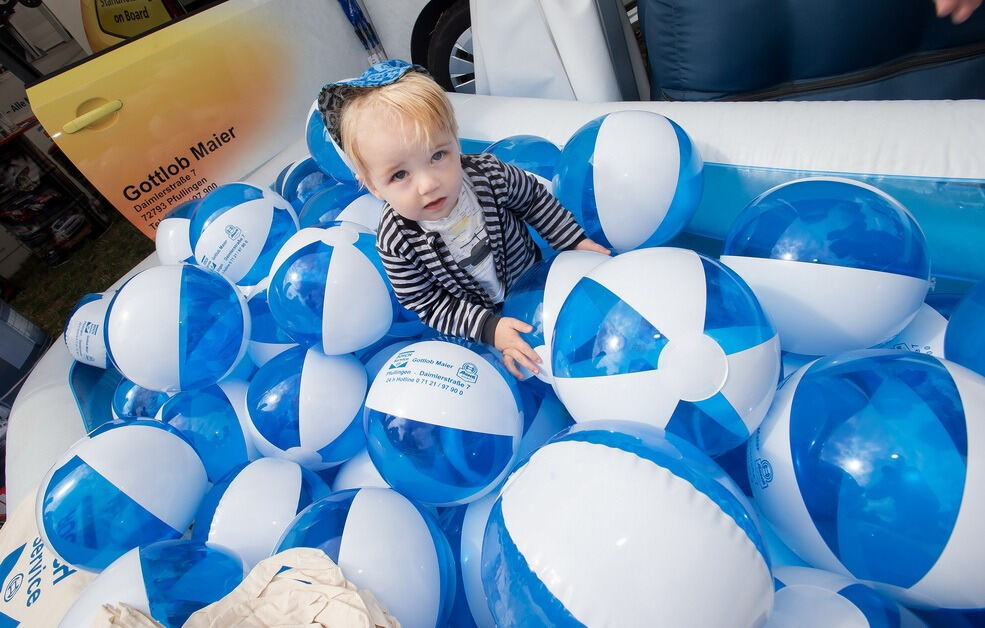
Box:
[487,155,586,251]
[377,229,496,343]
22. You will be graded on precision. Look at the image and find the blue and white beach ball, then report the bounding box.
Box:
[306,99,357,183]
[750,350,985,609]
[501,250,609,382]
[276,487,456,628]
[105,264,249,393]
[246,346,366,470]
[64,291,112,368]
[192,457,330,569]
[60,540,244,628]
[244,278,297,367]
[188,182,299,287]
[273,156,335,211]
[157,383,257,482]
[944,280,985,377]
[267,223,393,354]
[296,180,366,228]
[36,421,208,571]
[483,134,561,192]
[331,447,390,492]
[439,493,498,628]
[721,177,930,356]
[364,339,523,506]
[768,566,924,628]
[111,378,171,421]
[482,421,773,626]
[554,110,703,252]
[552,247,781,457]
[154,199,199,265]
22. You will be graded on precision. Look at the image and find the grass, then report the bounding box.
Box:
[7,216,155,339]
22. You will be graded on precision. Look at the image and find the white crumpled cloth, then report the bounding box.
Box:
[182,547,400,628]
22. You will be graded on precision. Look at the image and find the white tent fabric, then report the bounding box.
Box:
[470,0,647,101]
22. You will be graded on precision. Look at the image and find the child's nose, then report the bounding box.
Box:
[418,172,439,195]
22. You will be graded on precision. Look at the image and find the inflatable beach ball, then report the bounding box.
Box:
[157,383,258,483]
[189,182,299,287]
[105,264,249,393]
[501,250,609,382]
[246,345,366,470]
[267,223,393,354]
[481,421,773,627]
[244,278,297,367]
[277,487,456,628]
[64,291,112,368]
[944,280,985,377]
[483,134,561,192]
[298,183,383,231]
[272,156,335,211]
[750,350,985,609]
[364,339,524,506]
[111,378,170,421]
[768,566,924,628]
[721,177,930,356]
[552,247,781,457]
[554,110,703,253]
[192,457,330,569]
[439,493,498,628]
[306,99,357,183]
[154,198,199,265]
[36,420,208,571]
[60,540,244,628]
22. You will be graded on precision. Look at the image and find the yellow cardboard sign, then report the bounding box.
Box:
[27,0,367,239]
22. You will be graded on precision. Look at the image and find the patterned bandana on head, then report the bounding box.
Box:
[317,59,430,150]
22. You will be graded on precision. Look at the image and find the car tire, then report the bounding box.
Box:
[426,0,474,94]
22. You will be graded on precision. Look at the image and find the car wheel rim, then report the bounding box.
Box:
[448,27,475,94]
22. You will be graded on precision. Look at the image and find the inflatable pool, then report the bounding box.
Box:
[5,91,984,624]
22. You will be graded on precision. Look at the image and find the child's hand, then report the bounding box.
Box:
[574,238,611,256]
[494,317,541,378]
[935,0,982,23]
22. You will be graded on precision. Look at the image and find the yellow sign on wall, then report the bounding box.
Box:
[27,0,368,239]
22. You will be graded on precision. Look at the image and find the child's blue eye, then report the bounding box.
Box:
[432,151,445,162]
[391,170,407,182]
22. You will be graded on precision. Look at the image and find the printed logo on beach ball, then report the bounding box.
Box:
[306,99,357,183]
[105,264,249,393]
[64,291,112,368]
[36,421,208,572]
[750,350,985,609]
[266,223,393,355]
[721,177,930,356]
[188,183,299,287]
[555,110,703,253]
[277,488,456,628]
[364,339,523,506]
[481,421,773,627]
[552,247,780,456]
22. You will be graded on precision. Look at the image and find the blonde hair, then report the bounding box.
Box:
[340,72,458,183]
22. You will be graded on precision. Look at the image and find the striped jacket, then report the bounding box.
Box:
[376,153,586,343]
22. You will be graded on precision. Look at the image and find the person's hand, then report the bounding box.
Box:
[574,238,611,256]
[494,317,541,378]
[935,0,982,23]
